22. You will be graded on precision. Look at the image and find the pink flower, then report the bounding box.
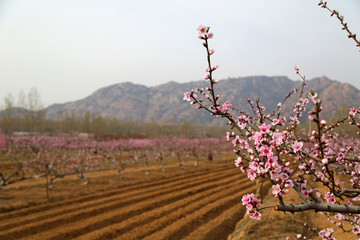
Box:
[234,157,242,167]
[272,184,282,197]
[197,25,213,39]
[352,226,360,235]
[325,191,336,204]
[247,169,256,181]
[318,228,334,239]
[252,131,263,144]
[250,211,261,220]
[226,132,231,141]
[272,132,285,146]
[183,92,191,101]
[218,101,232,113]
[292,141,303,153]
[259,123,271,134]
[209,49,215,55]
[272,118,280,126]
[266,154,278,167]
[237,115,247,122]
[311,92,320,103]
[197,25,207,34]
[294,65,299,74]
[300,183,313,197]
[241,194,252,205]
[350,107,357,117]
[320,120,326,125]
[337,152,345,160]
[259,145,271,157]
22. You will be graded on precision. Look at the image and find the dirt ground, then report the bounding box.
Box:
[0,158,356,240]
[228,184,357,240]
[0,159,259,240]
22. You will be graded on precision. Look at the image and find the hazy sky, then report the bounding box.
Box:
[0,0,359,107]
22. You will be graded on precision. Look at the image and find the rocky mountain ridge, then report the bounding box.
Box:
[41,75,360,124]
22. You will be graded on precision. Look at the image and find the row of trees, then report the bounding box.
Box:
[1,88,45,133]
[0,134,231,201]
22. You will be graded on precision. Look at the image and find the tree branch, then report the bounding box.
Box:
[275,201,360,214]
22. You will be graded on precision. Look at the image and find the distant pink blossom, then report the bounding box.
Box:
[272,184,282,197]
[197,25,207,34]
[352,226,360,235]
[300,183,313,197]
[247,169,256,181]
[318,228,334,239]
[238,122,246,129]
[241,193,261,220]
[250,211,261,220]
[294,65,300,74]
[218,101,232,113]
[252,131,263,144]
[311,92,320,103]
[234,157,242,167]
[259,123,271,134]
[183,92,191,101]
[292,141,303,153]
[241,193,252,205]
[350,107,357,117]
[226,132,231,141]
[272,118,280,126]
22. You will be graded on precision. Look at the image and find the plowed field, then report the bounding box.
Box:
[0,161,257,240]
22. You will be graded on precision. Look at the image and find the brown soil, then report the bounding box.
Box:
[228,185,357,240]
[2,158,354,240]
[0,160,258,240]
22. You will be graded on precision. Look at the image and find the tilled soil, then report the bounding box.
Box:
[0,161,256,240]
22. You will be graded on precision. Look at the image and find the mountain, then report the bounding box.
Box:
[43,76,360,124]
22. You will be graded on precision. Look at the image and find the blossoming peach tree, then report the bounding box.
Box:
[184,1,360,239]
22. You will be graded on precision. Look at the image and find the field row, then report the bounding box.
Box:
[0,164,256,240]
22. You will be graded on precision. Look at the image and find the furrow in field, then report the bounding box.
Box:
[25,171,246,240]
[141,185,257,240]
[0,165,230,221]
[0,167,240,239]
[69,174,249,240]
[183,201,245,240]
[0,166,235,232]
[114,181,254,240]
[184,182,272,240]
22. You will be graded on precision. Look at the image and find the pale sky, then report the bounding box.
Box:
[0,0,359,108]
